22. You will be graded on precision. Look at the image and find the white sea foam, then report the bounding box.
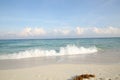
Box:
[0,45,98,59]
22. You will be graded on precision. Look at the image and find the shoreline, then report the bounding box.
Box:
[0,63,120,80]
[0,57,120,70]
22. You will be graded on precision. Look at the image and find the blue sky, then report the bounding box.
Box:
[0,0,120,39]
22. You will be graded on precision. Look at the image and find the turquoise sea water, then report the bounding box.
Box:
[0,38,120,59]
[0,38,120,69]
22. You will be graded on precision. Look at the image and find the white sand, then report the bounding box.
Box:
[0,64,120,80]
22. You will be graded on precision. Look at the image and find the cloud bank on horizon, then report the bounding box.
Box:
[0,26,120,39]
[0,0,120,39]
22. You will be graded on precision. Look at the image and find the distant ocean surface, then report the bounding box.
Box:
[0,38,120,68]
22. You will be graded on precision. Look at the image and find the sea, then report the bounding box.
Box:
[0,38,120,69]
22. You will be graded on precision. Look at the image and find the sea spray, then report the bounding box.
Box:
[0,45,98,59]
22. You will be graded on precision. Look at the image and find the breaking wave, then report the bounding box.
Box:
[0,45,98,59]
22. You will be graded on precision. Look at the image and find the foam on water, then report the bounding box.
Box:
[0,45,98,59]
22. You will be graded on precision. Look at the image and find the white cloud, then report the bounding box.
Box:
[33,28,46,35]
[21,27,32,36]
[20,26,120,37]
[53,29,70,35]
[75,27,84,35]
[1,26,120,39]
[93,26,120,35]
[21,27,46,36]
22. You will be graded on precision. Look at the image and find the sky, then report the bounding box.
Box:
[0,0,120,39]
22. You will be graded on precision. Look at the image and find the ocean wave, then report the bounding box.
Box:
[0,45,98,59]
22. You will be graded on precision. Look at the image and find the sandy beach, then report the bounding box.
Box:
[0,0,120,79]
[0,64,120,80]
